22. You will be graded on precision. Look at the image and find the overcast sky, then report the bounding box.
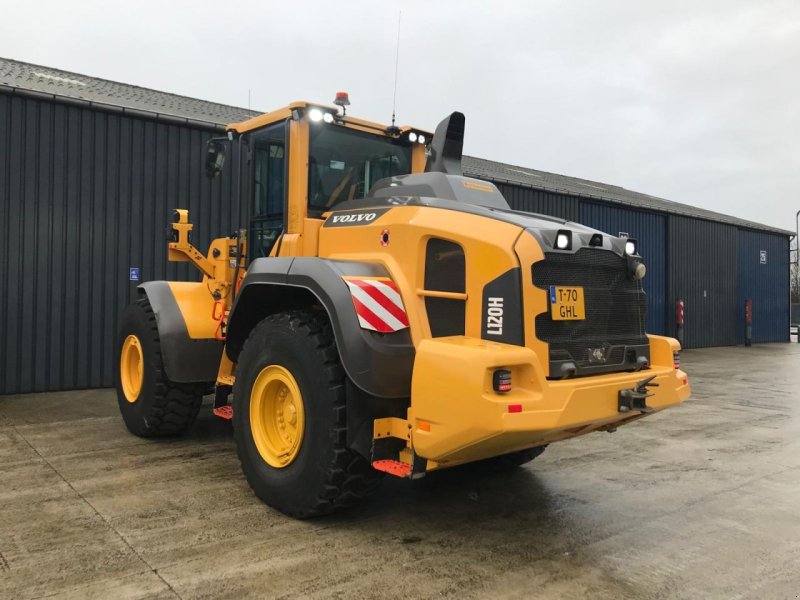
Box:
[2,0,799,232]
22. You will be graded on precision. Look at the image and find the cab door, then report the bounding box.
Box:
[249,122,288,259]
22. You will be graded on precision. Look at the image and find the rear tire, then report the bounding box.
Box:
[115,297,205,437]
[233,310,381,518]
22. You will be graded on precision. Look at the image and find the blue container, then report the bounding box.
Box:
[578,202,667,335]
[736,229,790,343]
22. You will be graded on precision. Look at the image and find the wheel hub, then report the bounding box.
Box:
[250,365,305,468]
[120,335,144,403]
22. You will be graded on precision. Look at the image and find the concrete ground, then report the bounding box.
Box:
[1,344,799,600]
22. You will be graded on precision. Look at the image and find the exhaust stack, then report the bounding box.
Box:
[426,111,465,175]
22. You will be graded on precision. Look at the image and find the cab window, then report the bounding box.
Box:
[307,125,412,217]
[250,122,287,258]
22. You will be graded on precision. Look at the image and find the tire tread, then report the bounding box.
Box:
[235,310,381,518]
[121,297,205,436]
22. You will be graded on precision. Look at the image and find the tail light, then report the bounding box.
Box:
[673,351,680,370]
[493,369,512,393]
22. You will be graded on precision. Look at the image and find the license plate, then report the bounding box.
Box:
[549,286,585,321]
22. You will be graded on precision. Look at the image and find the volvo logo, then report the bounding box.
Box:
[331,213,377,224]
[323,208,390,227]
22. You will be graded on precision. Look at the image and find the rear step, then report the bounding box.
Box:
[213,405,233,420]
[372,459,412,478]
[371,417,428,479]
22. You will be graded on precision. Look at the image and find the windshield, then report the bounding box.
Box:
[308,125,412,216]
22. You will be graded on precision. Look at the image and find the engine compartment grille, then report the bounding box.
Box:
[532,249,648,374]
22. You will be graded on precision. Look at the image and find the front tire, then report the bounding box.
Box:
[115,297,205,437]
[233,310,381,518]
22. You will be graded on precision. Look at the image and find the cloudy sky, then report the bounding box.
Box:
[2,0,799,231]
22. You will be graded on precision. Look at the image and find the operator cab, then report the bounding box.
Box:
[206,98,430,260]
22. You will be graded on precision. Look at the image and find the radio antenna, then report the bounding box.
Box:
[391,10,401,128]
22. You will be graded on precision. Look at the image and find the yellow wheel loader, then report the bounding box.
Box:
[116,97,691,518]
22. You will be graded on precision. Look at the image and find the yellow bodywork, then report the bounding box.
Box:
[409,334,689,466]
[314,204,690,467]
[319,205,529,350]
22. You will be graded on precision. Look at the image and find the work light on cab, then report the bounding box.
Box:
[404,131,427,144]
[308,107,336,124]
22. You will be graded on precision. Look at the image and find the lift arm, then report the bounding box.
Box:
[168,209,216,278]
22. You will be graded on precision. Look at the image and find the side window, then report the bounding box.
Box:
[424,238,466,337]
[250,122,287,259]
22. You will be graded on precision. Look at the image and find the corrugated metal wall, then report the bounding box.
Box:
[578,202,667,335]
[667,215,738,347]
[494,183,579,221]
[0,93,245,394]
[736,229,789,343]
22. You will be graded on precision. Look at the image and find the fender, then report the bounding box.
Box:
[226,257,415,398]
[137,281,224,384]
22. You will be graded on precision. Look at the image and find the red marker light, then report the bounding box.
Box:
[508,404,522,413]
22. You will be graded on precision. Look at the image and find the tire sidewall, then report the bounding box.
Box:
[116,301,160,435]
[234,315,340,515]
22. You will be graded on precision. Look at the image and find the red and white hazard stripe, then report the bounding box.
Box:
[344,278,409,333]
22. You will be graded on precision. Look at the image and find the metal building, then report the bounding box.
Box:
[0,57,792,395]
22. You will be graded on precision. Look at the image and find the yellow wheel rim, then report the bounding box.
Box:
[250,365,305,468]
[120,335,144,403]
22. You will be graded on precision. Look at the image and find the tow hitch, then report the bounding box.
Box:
[618,376,659,413]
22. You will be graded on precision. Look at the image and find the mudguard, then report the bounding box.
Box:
[137,281,224,384]
[226,257,415,399]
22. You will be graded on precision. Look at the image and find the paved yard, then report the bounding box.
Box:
[1,344,799,599]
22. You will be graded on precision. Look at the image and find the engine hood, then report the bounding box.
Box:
[331,173,631,258]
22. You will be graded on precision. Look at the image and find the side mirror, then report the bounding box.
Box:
[205,138,228,178]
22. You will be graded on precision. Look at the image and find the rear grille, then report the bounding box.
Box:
[424,238,466,337]
[532,249,648,375]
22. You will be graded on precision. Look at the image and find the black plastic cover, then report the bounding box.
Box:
[227,257,415,399]
[137,282,224,383]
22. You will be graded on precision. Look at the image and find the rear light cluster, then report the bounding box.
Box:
[493,369,512,393]
[673,351,681,370]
